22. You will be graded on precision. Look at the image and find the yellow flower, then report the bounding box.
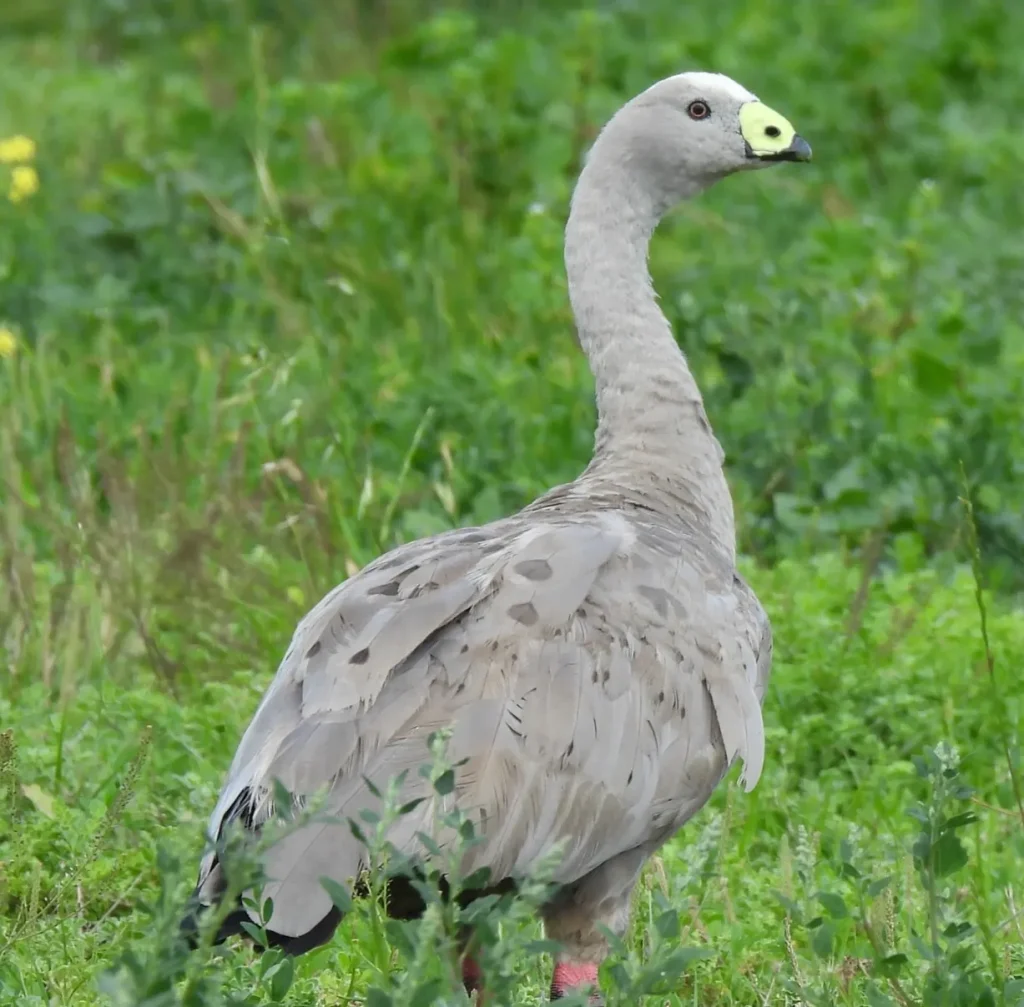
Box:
[0,135,35,164]
[9,165,39,203]
[0,327,17,359]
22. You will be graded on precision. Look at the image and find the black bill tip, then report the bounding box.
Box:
[750,134,812,163]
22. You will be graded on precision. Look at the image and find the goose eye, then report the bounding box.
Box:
[687,100,710,120]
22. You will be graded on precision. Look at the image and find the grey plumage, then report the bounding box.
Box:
[190,69,809,973]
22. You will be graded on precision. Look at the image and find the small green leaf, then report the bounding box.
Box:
[942,811,978,830]
[911,348,958,395]
[319,876,352,913]
[1003,977,1024,1002]
[910,933,935,961]
[672,947,715,966]
[240,920,267,947]
[931,831,968,877]
[525,938,563,955]
[866,985,898,1007]
[654,908,681,940]
[603,961,631,989]
[415,830,443,857]
[866,876,892,897]
[433,768,455,795]
[463,867,493,889]
[811,920,835,958]
[385,919,416,957]
[272,779,293,819]
[270,956,294,1000]
[771,890,801,917]
[258,947,283,979]
[408,979,444,1007]
[876,952,907,977]
[398,797,425,816]
[943,920,973,940]
[816,891,848,919]
[21,784,56,819]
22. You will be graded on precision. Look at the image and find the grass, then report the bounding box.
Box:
[1,0,1023,1004]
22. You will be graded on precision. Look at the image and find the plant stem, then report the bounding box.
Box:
[958,464,1024,829]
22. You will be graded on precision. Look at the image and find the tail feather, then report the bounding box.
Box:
[179,874,344,955]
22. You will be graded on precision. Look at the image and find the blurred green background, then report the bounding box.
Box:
[4,0,1024,584]
[1,2,1022,1005]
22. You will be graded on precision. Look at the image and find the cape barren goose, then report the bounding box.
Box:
[186,71,810,1002]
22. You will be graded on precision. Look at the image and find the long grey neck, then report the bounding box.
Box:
[564,129,736,559]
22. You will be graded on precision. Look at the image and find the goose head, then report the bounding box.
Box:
[590,71,812,210]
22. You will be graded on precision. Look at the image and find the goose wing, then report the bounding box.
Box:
[195,512,767,941]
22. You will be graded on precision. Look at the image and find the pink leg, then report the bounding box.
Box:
[461,951,481,990]
[461,947,489,1004]
[551,961,602,1002]
[542,847,650,1005]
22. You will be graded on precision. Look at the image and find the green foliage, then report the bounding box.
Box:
[3,0,1024,579]
[1,1,1023,1005]
[772,744,1024,1007]
[2,553,1022,1004]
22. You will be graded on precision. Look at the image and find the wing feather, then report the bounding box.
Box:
[195,512,772,941]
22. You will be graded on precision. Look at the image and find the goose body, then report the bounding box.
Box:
[189,70,810,999]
